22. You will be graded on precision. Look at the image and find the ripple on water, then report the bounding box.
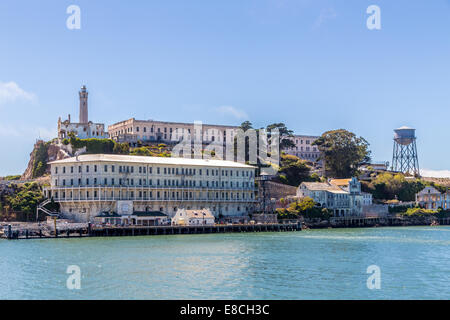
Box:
[0,226,449,299]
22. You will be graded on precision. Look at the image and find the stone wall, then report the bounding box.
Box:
[263,181,297,200]
[362,204,389,217]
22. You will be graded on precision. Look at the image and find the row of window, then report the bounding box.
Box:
[55,165,253,178]
[128,134,231,142]
[292,139,315,145]
[55,177,254,188]
[293,153,320,159]
[54,190,254,200]
[292,146,317,152]
[112,126,236,138]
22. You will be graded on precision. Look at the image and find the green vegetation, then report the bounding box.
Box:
[362,172,446,201]
[276,197,331,220]
[391,206,450,218]
[4,175,21,181]
[4,182,44,216]
[388,204,414,214]
[313,129,371,178]
[67,133,171,157]
[68,133,116,154]
[32,142,49,178]
[266,123,295,151]
[112,142,130,154]
[401,207,436,217]
[277,154,320,186]
[129,145,171,157]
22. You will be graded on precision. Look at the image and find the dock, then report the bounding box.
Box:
[2,222,302,240]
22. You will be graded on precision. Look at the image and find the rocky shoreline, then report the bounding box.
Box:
[302,215,445,229]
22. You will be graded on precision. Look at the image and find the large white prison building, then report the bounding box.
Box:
[44,154,257,222]
[109,120,324,164]
[108,118,239,145]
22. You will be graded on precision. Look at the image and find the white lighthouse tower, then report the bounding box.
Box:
[79,85,88,123]
[57,85,108,140]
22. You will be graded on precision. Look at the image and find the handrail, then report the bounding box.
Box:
[37,199,60,217]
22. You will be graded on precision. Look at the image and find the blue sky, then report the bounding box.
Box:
[1,0,450,177]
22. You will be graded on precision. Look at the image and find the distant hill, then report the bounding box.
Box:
[421,177,450,188]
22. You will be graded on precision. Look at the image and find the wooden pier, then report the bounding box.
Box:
[2,222,301,240]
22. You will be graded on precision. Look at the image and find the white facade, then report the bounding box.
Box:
[285,135,321,163]
[416,186,450,210]
[94,211,170,226]
[362,192,373,206]
[58,118,109,140]
[44,154,257,222]
[57,85,109,140]
[108,118,239,145]
[172,208,215,226]
[296,177,366,217]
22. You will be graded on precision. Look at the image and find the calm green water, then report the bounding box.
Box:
[0,226,449,299]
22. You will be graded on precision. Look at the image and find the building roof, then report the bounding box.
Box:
[176,209,215,219]
[416,186,442,196]
[48,154,255,169]
[132,211,168,217]
[290,134,320,139]
[329,178,351,187]
[300,182,348,194]
[109,118,238,129]
[96,212,121,218]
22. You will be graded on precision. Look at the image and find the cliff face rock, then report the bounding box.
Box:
[47,143,71,162]
[21,140,44,180]
[21,140,72,180]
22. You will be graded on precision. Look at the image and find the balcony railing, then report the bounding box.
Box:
[47,185,257,191]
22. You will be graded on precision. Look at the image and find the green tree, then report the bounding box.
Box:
[33,161,46,178]
[313,129,371,178]
[239,121,253,131]
[113,142,130,154]
[6,182,44,216]
[277,197,330,220]
[32,142,49,178]
[277,154,317,186]
[362,172,434,201]
[266,123,295,151]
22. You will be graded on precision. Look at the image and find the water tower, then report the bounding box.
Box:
[391,126,420,176]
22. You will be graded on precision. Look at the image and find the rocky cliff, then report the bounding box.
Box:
[21,140,72,180]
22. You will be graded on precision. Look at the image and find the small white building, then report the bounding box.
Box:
[416,186,450,210]
[360,162,389,172]
[172,209,215,226]
[94,211,169,226]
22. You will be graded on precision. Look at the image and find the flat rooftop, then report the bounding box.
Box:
[108,118,239,129]
[301,182,348,194]
[48,154,255,169]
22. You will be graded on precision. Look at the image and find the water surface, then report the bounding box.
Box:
[0,226,449,299]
